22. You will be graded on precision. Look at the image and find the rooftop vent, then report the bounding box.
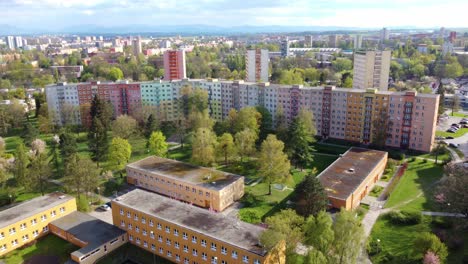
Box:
[59,195,66,199]
[347,168,355,173]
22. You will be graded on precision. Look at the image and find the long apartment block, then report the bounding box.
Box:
[126,156,244,212]
[46,79,439,152]
[0,193,76,256]
[112,188,285,264]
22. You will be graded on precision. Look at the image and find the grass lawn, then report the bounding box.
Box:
[410,148,451,163]
[0,235,79,264]
[385,160,443,211]
[436,128,468,138]
[449,112,468,118]
[370,215,468,264]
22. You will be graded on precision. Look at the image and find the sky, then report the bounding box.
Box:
[0,0,467,30]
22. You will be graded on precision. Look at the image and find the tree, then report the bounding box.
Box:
[332,58,353,72]
[303,211,334,253]
[435,164,468,218]
[234,107,261,135]
[288,111,316,169]
[436,84,446,116]
[144,114,159,138]
[21,122,38,146]
[30,138,46,156]
[413,232,448,263]
[275,105,289,143]
[189,109,214,131]
[234,129,257,162]
[294,174,328,216]
[451,95,460,116]
[260,209,304,253]
[37,115,53,134]
[59,131,77,162]
[258,135,291,195]
[191,128,217,166]
[0,137,5,155]
[49,135,60,173]
[63,154,100,201]
[28,153,51,195]
[111,115,138,139]
[256,106,273,143]
[372,110,391,149]
[342,76,353,88]
[216,133,236,165]
[13,143,29,188]
[330,209,365,264]
[88,117,109,163]
[108,137,132,176]
[423,251,440,264]
[148,131,168,157]
[108,67,124,81]
[305,249,328,264]
[89,95,113,130]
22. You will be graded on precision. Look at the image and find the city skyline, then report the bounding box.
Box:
[1,0,468,31]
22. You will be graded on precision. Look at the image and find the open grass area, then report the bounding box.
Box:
[0,235,79,264]
[436,128,468,138]
[370,215,468,264]
[450,112,468,117]
[385,160,443,211]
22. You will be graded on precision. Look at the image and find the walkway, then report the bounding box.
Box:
[421,211,466,218]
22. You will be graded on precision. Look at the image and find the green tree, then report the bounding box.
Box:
[258,135,291,195]
[216,133,236,165]
[189,109,214,131]
[294,174,328,217]
[303,211,334,253]
[275,105,289,143]
[413,232,448,262]
[49,135,61,173]
[111,115,138,139]
[28,153,52,195]
[148,131,168,157]
[144,114,159,138]
[234,106,261,135]
[260,209,304,253]
[451,95,460,116]
[234,128,257,162]
[191,128,217,166]
[88,117,109,163]
[332,58,353,72]
[59,131,77,163]
[256,106,273,143]
[330,209,365,264]
[289,110,316,169]
[13,143,29,188]
[108,67,124,81]
[108,137,132,176]
[342,76,353,88]
[305,249,328,264]
[21,122,39,146]
[435,164,468,218]
[89,95,113,130]
[63,154,100,201]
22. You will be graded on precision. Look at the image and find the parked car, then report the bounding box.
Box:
[460,121,468,125]
[447,129,456,133]
[451,124,461,128]
[105,201,112,208]
[449,143,459,148]
[463,125,468,128]
[446,136,454,139]
[435,136,445,140]
[99,204,111,211]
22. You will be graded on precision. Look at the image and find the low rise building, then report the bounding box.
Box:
[49,211,127,264]
[126,156,244,212]
[112,189,285,264]
[318,148,388,210]
[0,193,76,256]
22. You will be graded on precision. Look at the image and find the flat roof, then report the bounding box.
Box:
[317,147,387,200]
[126,156,243,191]
[50,211,126,258]
[113,189,266,256]
[0,192,74,229]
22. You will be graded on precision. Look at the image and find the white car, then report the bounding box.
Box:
[99,204,111,211]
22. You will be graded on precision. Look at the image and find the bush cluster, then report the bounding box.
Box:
[386,210,422,225]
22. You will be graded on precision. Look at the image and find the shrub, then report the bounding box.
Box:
[411,157,417,162]
[413,232,448,262]
[77,195,90,212]
[242,192,259,207]
[367,238,382,256]
[385,210,422,225]
[239,209,261,224]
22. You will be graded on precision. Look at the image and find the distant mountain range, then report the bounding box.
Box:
[0,24,461,36]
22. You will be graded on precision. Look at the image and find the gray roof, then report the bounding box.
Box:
[126,156,243,191]
[113,189,266,256]
[0,192,74,229]
[317,147,388,200]
[50,211,126,258]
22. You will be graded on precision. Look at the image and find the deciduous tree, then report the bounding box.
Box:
[413,232,448,263]
[63,154,100,201]
[330,209,365,264]
[111,115,138,139]
[148,131,168,157]
[260,209,304,253]
[28,153,51,195]
[191,128,217,166]
[258,135,291,195]
[108,137,132,176]
[13,143,29,188]
[234,128,257,162]
[216,133,235,165]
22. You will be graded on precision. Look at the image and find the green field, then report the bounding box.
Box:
[385,160,443,211]
[436,128,468,138]
[450,112,468,118]
[0,235,78,264]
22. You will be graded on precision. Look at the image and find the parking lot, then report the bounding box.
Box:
[437,111,468,160]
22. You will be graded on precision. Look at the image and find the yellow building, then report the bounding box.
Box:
[126,156,244,212]
[0,192,76,256]
[112,189,285,264]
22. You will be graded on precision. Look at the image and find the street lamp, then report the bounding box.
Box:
[8,194,12,204]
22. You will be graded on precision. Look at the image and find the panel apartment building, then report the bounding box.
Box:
[126,156,244,212]
[353,50,391,91]
[46,80,439,152]
[112,189,285,264]
[246,49,269,83]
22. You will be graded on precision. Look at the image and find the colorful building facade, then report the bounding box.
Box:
[46,80,439,152]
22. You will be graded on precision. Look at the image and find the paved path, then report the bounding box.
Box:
[422,211,466,217]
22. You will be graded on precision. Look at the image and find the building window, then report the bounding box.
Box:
[42,226,49,233]
[254,260,260,264]
[120,220,125,227]
[232,251,238,259]
[166,238,171,246]
[129,235,133,241]
[134,214,138,221]
[183,245,188,253]
[31,219,37,226]
[192,249,198,256]
[221,246,227,255]
[9,228,15,235]
[165,226,170,233]
[242,256,249,263]
[0,244,6,251]
[136,238,141,244]
[33,230,39,237]
[211,242,217,251]
[143,241,148,248]
[176,254,180,262]
[20,223,26,230]
[202,252,207,260]
[11,239,18,247]
[127,212,131,218]
[158,235,162,242]
[141,217,146,224]
[149,219,154,227]
[192,236,197,243]
[60,207,65,213]
[142,229,147,236]
[167,251,172,257]
[174,229,179,236]
[49,210,54,217]
[157,223,162,230]
[201,239,206,247]
[183,232,188,240]
[22,235,29,241]
[159,247,164,254]
[41,215,47,221]
[211,256,218,264]
[175,241,180,249]
[135,226,140,233]
[184,258,189,264]
[120,209,124,215]
[128,224,133,230]
[0,232,4,239]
